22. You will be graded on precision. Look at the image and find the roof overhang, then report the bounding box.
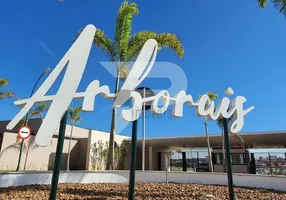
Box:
[133,131,286,150]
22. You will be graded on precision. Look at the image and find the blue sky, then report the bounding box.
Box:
[1,0,286,138]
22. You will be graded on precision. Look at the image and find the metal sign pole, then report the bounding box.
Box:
[223,118,235,200]
[142,87,146,171]
[49,110,68,200]
[128,119,138,200]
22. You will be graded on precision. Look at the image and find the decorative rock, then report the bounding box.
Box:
[0,183,285,199]
[203,194,215,198]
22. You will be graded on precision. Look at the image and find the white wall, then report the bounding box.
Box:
[86,130,130,170]
[0,132,77,171]
[55,125,89,139]
[89,130,130,145]
[0,171,286,191]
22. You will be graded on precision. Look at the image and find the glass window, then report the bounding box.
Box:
[214,153,223,164]
[231,153,246,165]
[213,153,246,165]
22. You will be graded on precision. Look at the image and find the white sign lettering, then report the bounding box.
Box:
[6,24,254,146]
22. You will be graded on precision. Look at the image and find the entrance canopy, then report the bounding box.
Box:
[135,131,286,149]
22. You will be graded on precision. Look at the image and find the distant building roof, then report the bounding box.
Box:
[0,119,42,135]
[134,131,286,149]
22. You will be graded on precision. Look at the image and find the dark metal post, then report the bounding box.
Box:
[223,118,234,200]
[250,153,256,174]
[128,119,138,200]
[182,152,187,172]
[49,110,68,200]
[170,152,173,171]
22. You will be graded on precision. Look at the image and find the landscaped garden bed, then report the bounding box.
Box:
[0,183,285,199]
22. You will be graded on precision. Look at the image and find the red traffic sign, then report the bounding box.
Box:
[18,126,31,139]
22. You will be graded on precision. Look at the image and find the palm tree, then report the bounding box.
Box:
[31,103,49,119]
[0,136,38,170]
[82,1,184,170]
[217,116,245,172]
[67,105,83,171]
[258,0,286,17]
[0,78,15,100]
[204,91,218,172]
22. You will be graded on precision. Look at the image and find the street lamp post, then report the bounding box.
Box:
[16,68,50,171]
[128,87,154,200]
[135,87,154,171]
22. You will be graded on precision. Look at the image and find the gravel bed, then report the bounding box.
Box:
[0,183,285,200]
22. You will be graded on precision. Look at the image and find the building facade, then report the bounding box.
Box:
[0,119,129,171]
[1,119,286,174]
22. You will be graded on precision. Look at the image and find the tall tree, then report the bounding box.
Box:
[67,105,83,171]
[258,0,286,17]
[82,1,184,169]
[0,78,15,100]
[204,91,218,172]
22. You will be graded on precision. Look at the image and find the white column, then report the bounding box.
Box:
[85,129,92,170]
[160,152,170,171]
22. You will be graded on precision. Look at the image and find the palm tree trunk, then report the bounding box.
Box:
[106,69,120,170]
[204,119,213,172]
[67,124,74,171]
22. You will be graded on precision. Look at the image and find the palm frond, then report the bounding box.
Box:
[217,117,224,129]
[69,105,83,125]
[115,1,139,61]
[258,0,286,17]
[207,91,218,101]
[17,97,25,108]
[272,0,286,17]
[31,103,49,118]
[0,90,16,99]
[76,28,115,61]
[93,29,116,61]
[127,31,184,61]
[204,91,218,111]
[217,116,234,131]
[258,0,268,8]
[31,111,43,119]
[0,78,8,87]
[68,107,74,119]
